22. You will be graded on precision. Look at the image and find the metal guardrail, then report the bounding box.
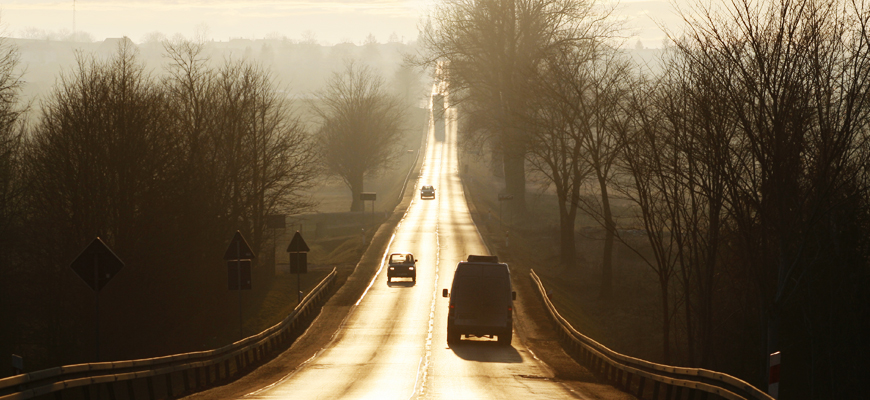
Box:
[0,267,338,400]
[529,269,773,400]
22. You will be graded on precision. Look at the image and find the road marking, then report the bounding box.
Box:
[411,220,439,399]
[355,233,396,306]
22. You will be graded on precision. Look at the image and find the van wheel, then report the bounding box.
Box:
[498,331,512,346]
[447,328,460,345]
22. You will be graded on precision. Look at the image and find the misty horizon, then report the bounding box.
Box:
[1,0,686,48]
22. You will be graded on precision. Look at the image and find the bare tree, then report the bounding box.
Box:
[603,0,870,391]
[614,73,686,363]
[0,35,26,242]
[313,60,406,212]
[0,32,28,373]
[573,44,632,299]
[419,0,600,214]
[161,39,222,259]
[673,0,870,390]
[25,42,174,260]
[523,45,592,267]
[162,41,318,258]
[21,42,176,364]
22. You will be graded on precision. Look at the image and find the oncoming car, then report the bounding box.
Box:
[420,185,436,199]
[387,252,417,283]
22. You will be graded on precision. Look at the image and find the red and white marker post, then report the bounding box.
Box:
[768,351,781,398]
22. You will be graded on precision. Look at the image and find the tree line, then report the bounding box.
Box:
[420,0,870,396]
[0,36,412,374]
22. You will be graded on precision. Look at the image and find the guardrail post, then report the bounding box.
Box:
[126,379,135,399]
[165,372,174,397]
[652,380,660,400]
[147,376,156,400]
[665,383,673,400]
[636,376,646,398]
[183,369,190,393]
[81,384,90,400]
[625,372,633,391]
[674,385,683,400]
[107,382,117,400]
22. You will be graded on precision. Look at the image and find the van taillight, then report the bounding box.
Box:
[508,307,512,311]
[449,305,454,309]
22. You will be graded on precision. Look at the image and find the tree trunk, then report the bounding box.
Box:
[503,144,526,214]
[700,199,721,367]
[558,201,576,266]
[598,173,615,299]
[660,276,671,364]
[349,170,364,212]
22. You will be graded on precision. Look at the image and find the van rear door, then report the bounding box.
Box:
[452,264,510,327]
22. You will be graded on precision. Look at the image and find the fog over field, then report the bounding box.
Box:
[1,0,686,46]
[9,37,422,108]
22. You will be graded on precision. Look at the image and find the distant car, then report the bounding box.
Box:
[387,252,417,283]
[442,255,515,345]
[421,185,436,199]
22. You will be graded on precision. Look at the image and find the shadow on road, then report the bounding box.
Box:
[449,339,523,363]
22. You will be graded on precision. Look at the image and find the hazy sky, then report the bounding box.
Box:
[1,0,685,47]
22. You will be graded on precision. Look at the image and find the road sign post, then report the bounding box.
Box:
[360,192,376,219]
[224,231,255,340]
[11,354,23,376]
[498,194,514,228]
[70,237,124,362]
[266,215,286,274]
[769,351,781,398]
[286,231,310,304]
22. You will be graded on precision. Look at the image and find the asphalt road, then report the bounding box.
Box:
[177,104,620,400]
[229,108,585,400]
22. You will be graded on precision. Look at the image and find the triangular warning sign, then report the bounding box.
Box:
[224,231,256,260]
[286,231,310,253]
